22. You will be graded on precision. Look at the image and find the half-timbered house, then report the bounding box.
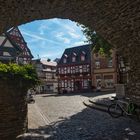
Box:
[0,33,22,63]
[32,59,58,93]
[6,27,33,64]
[57,44,92,93]
[0,27,33,64]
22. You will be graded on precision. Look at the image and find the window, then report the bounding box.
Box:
[83,79,88,89]
[75,66,79,73]
[71,67,73,73]
[72,66,75,73]
[61,68,64,74]
[83,65,87,72]
[86,65,90,72]
[81,55,85,61]
[72,56,76,62]
[62,81,64,87]
[63,58,67,63]
[64,67,67,74]
[108,59,113,67]
[104,79,114,88]
[58,68,61,74]
[67,67,70,73]
[95,60,100,69]
[104,75,114,88]
[63,54,68,63]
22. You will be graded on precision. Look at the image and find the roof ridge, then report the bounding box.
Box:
[65,44,91,50]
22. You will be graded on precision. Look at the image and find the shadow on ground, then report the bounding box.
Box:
[22,107,140,140]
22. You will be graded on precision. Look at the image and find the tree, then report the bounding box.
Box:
[79,24,113,57]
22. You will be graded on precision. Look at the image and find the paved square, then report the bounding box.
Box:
[24,93,140,140]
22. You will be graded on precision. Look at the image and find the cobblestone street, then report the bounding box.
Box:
[23,93,140,140]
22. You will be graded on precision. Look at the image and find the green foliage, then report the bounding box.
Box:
[79,24,113,57]
[0,63,39,88]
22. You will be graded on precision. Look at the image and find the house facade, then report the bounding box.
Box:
[91,50,117,91]
[7,27,33,64]
[57,44,92,93]
[0,27,33,64]
[32,59,58,93]
[0,33,22,63]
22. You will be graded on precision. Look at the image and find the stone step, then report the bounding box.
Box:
[83,100,108,113]
[89,99,110,107]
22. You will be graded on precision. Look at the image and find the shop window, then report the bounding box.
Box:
[104,79,114,88]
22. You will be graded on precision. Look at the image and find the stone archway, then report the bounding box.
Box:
[0,0,140,100]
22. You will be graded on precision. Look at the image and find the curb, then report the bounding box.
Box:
[89,99,110,107]
[83,100,108,113]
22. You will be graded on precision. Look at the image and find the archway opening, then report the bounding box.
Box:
[0,1,140,139]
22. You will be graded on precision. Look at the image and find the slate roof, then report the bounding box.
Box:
[58,44,92,65]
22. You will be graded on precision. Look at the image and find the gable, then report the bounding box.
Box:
[4,40,14,48]
[7,27,33,59]
[0,36,5,45]
[0,34,22,56]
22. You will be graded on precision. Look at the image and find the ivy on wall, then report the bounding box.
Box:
[0,63,39,88]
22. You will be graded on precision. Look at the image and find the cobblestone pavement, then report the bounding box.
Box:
[23,92,140,140]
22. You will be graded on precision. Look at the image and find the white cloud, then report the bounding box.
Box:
[19,18,88,60]
[51,18,81,39]
[38,22,49,35]
[72,41,88,46]
[68,32,81,39]
[55,32,71,44]
[39,51,62,59]
[20,29,62,45]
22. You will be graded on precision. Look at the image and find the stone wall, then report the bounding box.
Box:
[0,1,139,49]
[0,80,28,139]
[0,0,140,102]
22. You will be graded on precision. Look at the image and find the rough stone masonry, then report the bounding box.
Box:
[0,0,140,102]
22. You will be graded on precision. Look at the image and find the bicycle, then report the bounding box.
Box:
[108,96,140,120]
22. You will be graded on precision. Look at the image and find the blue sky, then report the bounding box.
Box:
[19,18,88,60]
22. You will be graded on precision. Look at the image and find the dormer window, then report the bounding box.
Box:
[72,52,77,62]
[81,51,86,61]
[63,58,67,63]
[63,54,68,63]
[81,55,85,61]
[72,57,76,62]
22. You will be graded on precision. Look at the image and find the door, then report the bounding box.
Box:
[74,81,82,91]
